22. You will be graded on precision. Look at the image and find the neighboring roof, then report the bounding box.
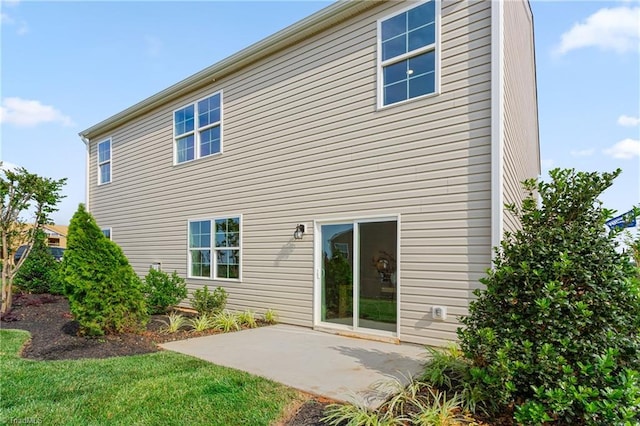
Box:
[43,224,68,237]
[79,0,383,141]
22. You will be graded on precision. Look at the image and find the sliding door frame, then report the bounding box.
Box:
[313,214,401,338]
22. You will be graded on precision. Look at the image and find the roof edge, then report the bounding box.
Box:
[79,0,382,140]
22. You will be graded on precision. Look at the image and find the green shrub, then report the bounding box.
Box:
[191,285,227,315]
[142,268,187,314]
[61,204,148,336]
[14,229,63,294]
[459,169,640,424]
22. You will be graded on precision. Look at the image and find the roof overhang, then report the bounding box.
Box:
[79,0,383,141]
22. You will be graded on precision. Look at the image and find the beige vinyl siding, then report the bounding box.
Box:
[502,0,540,234]
[87,0,493,346]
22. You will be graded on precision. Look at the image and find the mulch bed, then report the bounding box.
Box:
[1,293,213,360]
[1,292,331,425]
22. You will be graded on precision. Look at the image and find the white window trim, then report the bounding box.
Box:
[173,90,224,165]
[101,227,113,240]
[376,0,441,110]
[186,214,242,282]
[97,138,112,185]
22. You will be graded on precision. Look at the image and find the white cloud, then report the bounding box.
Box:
[1,12,13,24]
[618,115,640,127]
[16,20,28,35]
[1,13,28,35]
[542,158,555,169]
[555,6,640,55]
[1,0,28,35]
[0,97,75,127]
[603,138,640,159]
[570,148,595,157]
[144,35,163,57]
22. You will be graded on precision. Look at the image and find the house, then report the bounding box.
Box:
[43,225,68,248]
[79,0,539,346]
[10,224,68,249]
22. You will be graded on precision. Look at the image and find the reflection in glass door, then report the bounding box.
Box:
[321,224,354,326]
[320,220,397,333]
[358,221,397,332]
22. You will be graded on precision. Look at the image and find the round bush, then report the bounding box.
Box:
[459,169,640,424]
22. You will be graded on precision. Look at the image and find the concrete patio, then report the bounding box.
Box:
[160,324,427,408]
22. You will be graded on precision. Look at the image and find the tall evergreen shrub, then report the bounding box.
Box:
[459,169,640,424]
[61,204,148,335]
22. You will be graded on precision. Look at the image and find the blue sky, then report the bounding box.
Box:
[1,0,639,226]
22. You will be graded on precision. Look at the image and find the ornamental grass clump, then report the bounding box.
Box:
[189,314,215,332]
[459,168,640,424]
[213,310,240,333]
[263,308,278,324]
[161,312,188,333]
[237,309,257,328]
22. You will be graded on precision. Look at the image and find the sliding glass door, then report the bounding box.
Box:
[358,221,397,332]
[319,219,397,334]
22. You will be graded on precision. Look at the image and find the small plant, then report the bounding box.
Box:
[189,314,215,332]
[213,310,240,333]
[161,312,187,333]
[410,388,468,426]
[375,374,424,416]
[192,286,227,315]
[237,309,257,328]
[322,402,403,426]
[263,308,278,324]
[421,344,468,390]
[142,268,187,314]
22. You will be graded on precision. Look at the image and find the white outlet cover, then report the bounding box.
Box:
[433,306,447,320]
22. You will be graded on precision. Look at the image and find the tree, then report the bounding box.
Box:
[459,168,640,424]
[1,164,66,314]
[61,204,148,335]
[14,229,63,294]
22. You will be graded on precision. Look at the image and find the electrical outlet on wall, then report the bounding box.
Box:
[432,306,447,320]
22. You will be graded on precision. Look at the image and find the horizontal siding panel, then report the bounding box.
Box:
[87,0,496,346]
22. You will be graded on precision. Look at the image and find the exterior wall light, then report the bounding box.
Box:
[294,224,305,240]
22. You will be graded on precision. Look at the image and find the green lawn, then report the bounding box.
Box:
[0,330,298,425]
[360,297,396,323]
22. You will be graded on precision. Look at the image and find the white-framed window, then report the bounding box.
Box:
[97,139,111,184]
[174,91,222,164]
[188,215,241,280]
[378,0,438,108]
[101,228,112,240]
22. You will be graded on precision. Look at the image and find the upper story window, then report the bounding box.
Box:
[188,215,241,281]
[378,0,438,107]
[174,92,222,164]
[97,139,111,184]
[101,228,112,240]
